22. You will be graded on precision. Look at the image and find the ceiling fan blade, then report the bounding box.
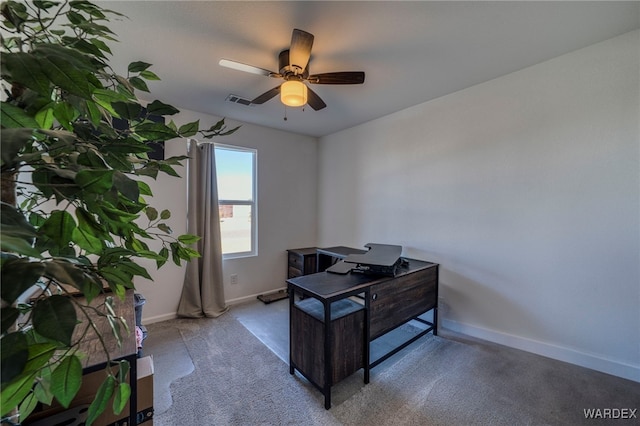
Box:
[219,59,279,77]
[306,86,327,111]
[308,71,365,85]
[289,29,314,73]
[251,85,281,104]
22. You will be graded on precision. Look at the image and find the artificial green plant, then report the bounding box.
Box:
[0,1,237,424]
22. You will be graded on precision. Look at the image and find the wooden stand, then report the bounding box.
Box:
[26,291,139,426]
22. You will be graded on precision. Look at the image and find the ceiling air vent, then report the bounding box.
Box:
[225,94,253,106]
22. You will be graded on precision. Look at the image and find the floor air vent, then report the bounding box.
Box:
[226,94,253,106]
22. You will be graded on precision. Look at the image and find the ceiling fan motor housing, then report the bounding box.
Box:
[279,50,309,79]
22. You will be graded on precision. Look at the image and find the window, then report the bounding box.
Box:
[215,144,257,258]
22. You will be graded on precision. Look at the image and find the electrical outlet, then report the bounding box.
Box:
[230,274,238,285]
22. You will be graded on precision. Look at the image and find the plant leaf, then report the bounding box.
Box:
[75,169,114,194]
[0,371,37,417]
[35,103,55,129]
[134,122,178,141]
[156,247,169,268]
[40,210,76,247]
[114,259,152,280]
[128,76,149,92]
[43,259,86,288]
[128,61,152,73]
[178,120,199,137]
[0,234,42,258]
[32,295,77,346]
[39,55,94,98]
[100,267,134,291]
[32,44,95,71]
[145,207,158,221]
[85,375,116,426]
[1,332,28,385]
[92,88,131,116]
[0,102,40,128]
[1,307,20,334]
[116,360,130,383]
[177,234,201,245]
[146,100,178,116]
[0,258,45,304]
[139,70,160,81]
[50,355,82,408]
[157,223,172,234]
[1,128,34,167]
[75,208,107,239]
[137,180,153,196]
[18,390,39,422]
[2,52,51,95]
[111,101,142,120]
[1,201,37,240]
[53,101,79,131]
[34,379,54,405]
[112,171,139,201]
[24,342,58,375]
[112,382,131,415]
[72,226,104,253]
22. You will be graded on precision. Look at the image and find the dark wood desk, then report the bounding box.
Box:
[287,259,438,409]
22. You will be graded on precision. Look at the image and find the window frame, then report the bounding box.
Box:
[215,143,257,259]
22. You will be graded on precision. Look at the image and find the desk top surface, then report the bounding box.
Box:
[287,258,437,301]
[316,246,367,258]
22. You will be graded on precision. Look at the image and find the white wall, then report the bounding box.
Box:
[135,111,317,323]
[317,31,639,381]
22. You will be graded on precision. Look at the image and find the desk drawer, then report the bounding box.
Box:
[288,252,302,267]
[369,266,437,340]
[288,266,302,278]
[287,248,317,279]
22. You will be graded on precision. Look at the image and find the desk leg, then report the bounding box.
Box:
[323,301,332,410]
[364,289,370,384]
[433,267,439,336]
[433,306,438,337]
[288,284,295,375]
[128,354,138,426]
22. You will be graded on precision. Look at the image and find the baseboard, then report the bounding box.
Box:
[226,287,288,306]
[141,288,288,325]
[142,312,178,325]
[442,318,640,383]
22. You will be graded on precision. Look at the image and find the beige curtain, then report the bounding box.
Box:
[177,139,228,318]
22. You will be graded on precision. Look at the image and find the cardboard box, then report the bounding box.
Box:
[25,356,154,426]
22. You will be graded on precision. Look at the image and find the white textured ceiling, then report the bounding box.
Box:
[105,1,639,138]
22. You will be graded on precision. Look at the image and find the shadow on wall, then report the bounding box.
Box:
[439,267,542,342]
[403,246,540,341]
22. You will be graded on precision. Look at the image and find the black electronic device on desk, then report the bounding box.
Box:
[326,243,405,276]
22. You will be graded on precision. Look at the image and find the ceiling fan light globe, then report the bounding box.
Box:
[281,80,308,107]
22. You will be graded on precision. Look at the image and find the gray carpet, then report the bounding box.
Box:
[147,313,336,425]
[144,302,640,425]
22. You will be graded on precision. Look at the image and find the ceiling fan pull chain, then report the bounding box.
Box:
[283,105,288,121]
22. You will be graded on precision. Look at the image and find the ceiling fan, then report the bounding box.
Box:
[219,29,365,111]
